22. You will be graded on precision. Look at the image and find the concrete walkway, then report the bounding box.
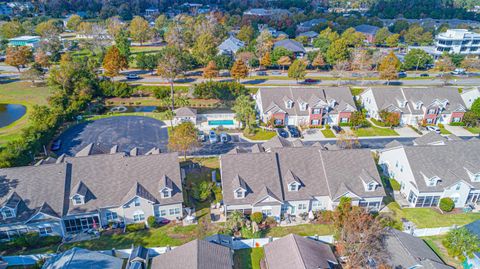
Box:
[444,125,476,137]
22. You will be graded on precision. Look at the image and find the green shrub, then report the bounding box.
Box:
[213,185,223,204]
[147,216,157,228]
[438,123,445,129]
[126,222,146,232]
[192,181,212,202]
[251,212,264,224]
[193,81,248,100]
[439,197,455,212]
[325,124,331,129]
[389,178,401,191]
[99,81,132,97]
[152,87,170,99]
[10,232,61,248]
[449,122,465,126]
[339,122,350,127]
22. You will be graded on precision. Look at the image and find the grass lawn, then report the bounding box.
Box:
[266,224,333,237]
[0,81,52,146]
[387,202,480,228]
[244,129,277,141]
[87,111,171,121]
[234,248,265,269]
[130,46,165,55]
[439,126,451,135]
[423,235,462,268]
[466,126,480,134]
[353,126,399,137]
[321,129,336,138]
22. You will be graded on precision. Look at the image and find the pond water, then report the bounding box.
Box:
[0,104,26,128]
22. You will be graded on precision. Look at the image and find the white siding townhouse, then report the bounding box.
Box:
[360,87,480,126]
[255,87,357,127]
[378,138,480,208]
[220,138,385,221]
[0,144,184,241]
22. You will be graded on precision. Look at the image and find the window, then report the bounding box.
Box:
[289,183,298,192]
[39,227,53,236]
[475,174,480,182]
[169,208,175,215]
[2,208,14,219]
[106,212,118,221]
[133,212,145,222]
[262,209,272,216]
[235,190,244,199]
[162,189,171,198]
[286,101,293,109]
[160,210,166,217]
[428,179,436,186]
[298,204,307,210]
[408,191,417,204]
[455,183,461,190]
[452,117,461,123]
[134,197,140,206]
[313,108,321,114]
[428,109,436,115]
[340,118,348,123]
[311,119,320,125]
[174,208,181,215]
[72,195,83,205]
[367,183,376,191]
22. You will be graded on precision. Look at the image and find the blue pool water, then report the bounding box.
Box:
[208,120,234,126]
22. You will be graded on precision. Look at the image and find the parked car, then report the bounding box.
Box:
[197,131,206,142]
[420,73,429,77]
[126,73,140,80]
[426,126,441,134]
[287,125,300,138]
[209,131,218,143]
[256,71,267,76]
[451,68,466,75]
[398,71,407,78]
[276,128,289,138]
[302,78,319,84]
[220,133,230,143]
[271,71,282,76]
[332,125,343,134]
[51,139,62,151]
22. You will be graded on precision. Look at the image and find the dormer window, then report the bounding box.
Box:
[285,100,293,109]
[475,174,480,182]
[288,182,300,192]
[299,103,307,111]
[235,189,245,199]
[366,182,376,192]
[161,189,171,199]
[428,108,436,115]
[397,100,407,108]
[72,195,84,205]
[428,179,436,186]
[1,208,14,219]
[414,102,423,110]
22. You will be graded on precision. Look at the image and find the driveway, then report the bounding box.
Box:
[56,116,169,156]
[443,125,476,137]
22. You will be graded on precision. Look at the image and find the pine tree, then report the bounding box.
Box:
[231,59,249,81]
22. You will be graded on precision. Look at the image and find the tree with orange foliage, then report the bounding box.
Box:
[5,46,32,72]
[102,46,128,77]
[203,60,219,80]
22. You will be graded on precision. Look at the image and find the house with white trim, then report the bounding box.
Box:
[255,87,357,127]
[360,87,479,126]
[221,140,385,221]
[378,139,480,208]
[0,144,184,241]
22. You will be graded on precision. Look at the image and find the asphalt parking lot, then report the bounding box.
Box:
[56,116,169,156]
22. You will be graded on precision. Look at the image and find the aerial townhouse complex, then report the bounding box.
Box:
[0,144,184,241]
[220,138,385,221]
[255,87,357,127]
[360,87,480,126]
[435,29,480,56]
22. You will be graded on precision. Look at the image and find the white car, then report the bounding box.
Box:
[209,131,218,143]
[426,126,441,134]
[126,73,140,80]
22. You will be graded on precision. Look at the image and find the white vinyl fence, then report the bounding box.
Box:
[404,226,456,237]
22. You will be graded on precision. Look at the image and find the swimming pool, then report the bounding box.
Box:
[208,120,234,126]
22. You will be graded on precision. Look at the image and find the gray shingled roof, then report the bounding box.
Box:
[217,36,245,54]
[175,107,197,118]
[151,239,233,269]
[413,132,447,146]
[1,145,183,223]
[298,31,318,38]
[385,229,453,269]
[354,24,380,35]
[258,87,356,117]
[42,247,124,269]
[274,39,306,53]
[0,163,68,224]
[264,234,338,269]
[65,152,183,215]
[365,87,468,116]
[221,145,385,205]
[401,140,480,192]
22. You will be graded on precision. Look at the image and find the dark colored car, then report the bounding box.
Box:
[51,139,62,151]
[303,78,319,84]
[332,125,343,134]
[277,128,289,138]
[398,72,407,78]
[287,125,300,138]
[420,73,429,77]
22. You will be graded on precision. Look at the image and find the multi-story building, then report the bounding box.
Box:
[378,139,480,209]
[0,144,184,241]
[360,87,480,126]
[220,139,385,221]
[435,29,480,56]
[255,87,357,127]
